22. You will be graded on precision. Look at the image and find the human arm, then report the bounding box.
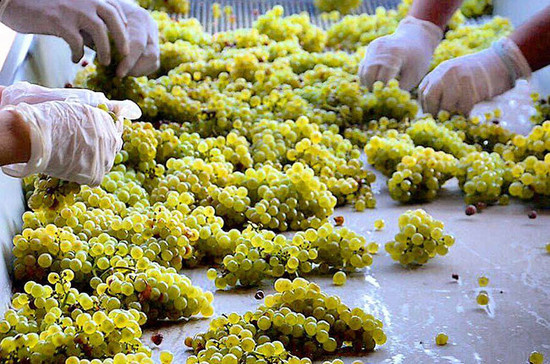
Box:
[510,5,550,72]
[420,5,550,116]
[0,98,141,186]
[0,109,31,166]
[358,0,463,91]
[0,82,141,118]
[409,0,464,30]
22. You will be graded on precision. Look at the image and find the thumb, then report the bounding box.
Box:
[108,100,142,120]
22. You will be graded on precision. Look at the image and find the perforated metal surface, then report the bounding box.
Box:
[178,0,401,33]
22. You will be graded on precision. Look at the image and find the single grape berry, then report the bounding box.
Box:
[334,216,344,226]
[476,292,489,305]
[499,194,510,206]
[546,243,550,254]
[452,273,459,280]
[528,210,537,219]
[160,350,173,364]
[254,290,264,300]
[435,333,448,346]
[206,268,217,280]
[64,83,73,88]
[465,205,477,216]
[374,219,385,230]
[529,351,544,364]
[333,271,347,286]
[151,333,164,345]
[478,276,489,287]
[184,337,193,347]
[367,242,379,254]
[81,60,89,67]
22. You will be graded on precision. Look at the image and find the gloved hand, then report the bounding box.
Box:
[358,16,443,91]
[419,38,532,116]
[1,100,141,186]
[0,82,141,118]
[0,0,129,65]
[115,0,160,77]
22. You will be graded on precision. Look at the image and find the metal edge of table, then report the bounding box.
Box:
[0,33,33,85]
[0,33,32,312]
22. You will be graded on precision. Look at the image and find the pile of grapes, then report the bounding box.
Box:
[0,0,548,363]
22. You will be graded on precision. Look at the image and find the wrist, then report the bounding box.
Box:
[492,37,532,85]
[400,16,444,51]
[0,109,31,165]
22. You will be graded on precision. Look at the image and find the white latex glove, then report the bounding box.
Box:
[1,100,141,186]
[0,82,141,119]
[419,37,532,116]
[359,16,443,91]
[115,0,160,77]
[0,0,129,65]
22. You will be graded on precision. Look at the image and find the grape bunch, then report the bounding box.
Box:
[364,130,415,177]
[460,0,493,18]
[531,93,550,125]
[496,121,550,162]
[0,270,151,363]
[431,17,512,70]
[456,151,511,204]
[137,0,189,14]
[385,209,455,266]
[25,175,81,211]
[508,155,550,200]
[388,147,458,203]
[187,278,385,363]
[406,116,477,158]
[440,111,515,153]
[314,0,363,14]
[208,223,374,289]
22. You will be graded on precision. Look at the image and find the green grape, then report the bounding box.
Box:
[476,292,489,305]
[314,0,362,14]
[431,17,512,70]
[388,147,458,203]
[188,278,385,362]
[478,276,489,287]
[496,121,550,162]
[456,151,511,204]
[365,130,415,177]
[332,271,347,286]
[460,0,493,18]
[435,332,449,346]
[531,93,550,126]
[529,351,544,364]
[386,209,455,266]
[25,175,80,211]
[137,0,189,14]
[10,4,520,363]
[406,116,477,158]
[212,222,373,289]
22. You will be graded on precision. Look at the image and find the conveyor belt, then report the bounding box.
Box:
[176,0,401,33]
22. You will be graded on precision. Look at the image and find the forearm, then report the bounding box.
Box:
[510,5,550,72]
[0,110,31,166]
[409,0,464,30]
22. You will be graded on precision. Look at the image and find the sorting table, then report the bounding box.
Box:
[142,172,550,364]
